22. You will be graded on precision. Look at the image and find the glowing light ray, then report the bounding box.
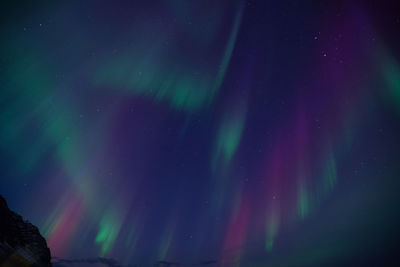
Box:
[265,212,279,252]
[157,218,177,261]
[262,139,284,252]
[297,182,310,220]
[222,192,249,266]
[46,193,84,256]
[380,51,400,113]
[321,149,337,194]
[212,113,246,171]
[95,211,123,256]
[210,3,244,100]
[294,106,311,220]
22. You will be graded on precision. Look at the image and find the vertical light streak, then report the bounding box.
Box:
[297,182,310,220]
[265,212,279,252]
[380,52,400,113]
[211,3,244,99]
[322,150,337,194]
[157,218,177,261]
[46,193,84,256]
[95,212,122,256]
[222,192,249,266]
[212,112,246,171]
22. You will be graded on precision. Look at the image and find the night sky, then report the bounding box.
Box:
[1,1,400,266]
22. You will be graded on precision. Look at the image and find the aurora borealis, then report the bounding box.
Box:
[1,1,400,266]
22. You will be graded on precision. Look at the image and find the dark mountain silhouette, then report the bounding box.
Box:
[0,195,52,266]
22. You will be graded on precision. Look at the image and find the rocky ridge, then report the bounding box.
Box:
[0,195,51,266]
